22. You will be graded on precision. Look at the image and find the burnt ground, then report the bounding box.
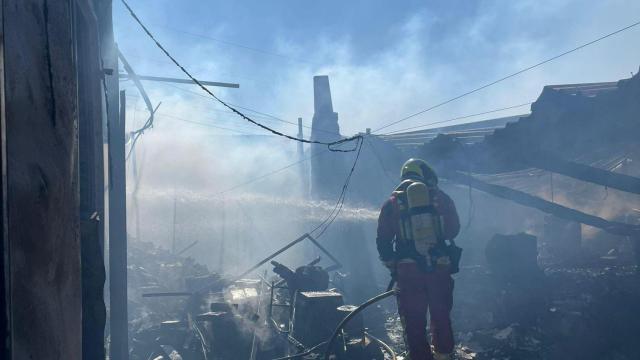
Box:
[374,264,640,360]
[126,239,640,359]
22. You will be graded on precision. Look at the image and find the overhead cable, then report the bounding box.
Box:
[120,0,360,152]
[213,151,329,197]
[373,18,640,133]
[145,23,317,65]
[380,102,533,136]
[152,112,266,135]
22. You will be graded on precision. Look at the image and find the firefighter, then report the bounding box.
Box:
[376,158,460,360]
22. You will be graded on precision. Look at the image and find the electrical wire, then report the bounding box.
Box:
[149,111,267,135]
[126,102,162,160]
[365,137,397,187]
[308,137,364,239]
[127,101,537,193]
[372,19,640,134]
[144,23,318,65]
[127,95,288,135]
[157,82,343,138]
[379,102,533,136]
[213,150,330,197]
[120,0,361,152]
[161,83,302,126]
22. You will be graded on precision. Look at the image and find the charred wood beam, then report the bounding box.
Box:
[524,151,640,195]
[445,171,640,237]
[75,3,107,359]
[108,91,129,360]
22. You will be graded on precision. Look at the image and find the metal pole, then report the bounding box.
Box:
[118,73,239,88]
[297,117,308,198]
[232,234,309,281]
[109,90,129,360]
[172,191,177,254]
[218,198,226,272]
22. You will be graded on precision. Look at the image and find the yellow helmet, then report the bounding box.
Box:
[400,158,438,185]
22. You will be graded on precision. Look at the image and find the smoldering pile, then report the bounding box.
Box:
[381,233,640,360]
[126,238,221,335]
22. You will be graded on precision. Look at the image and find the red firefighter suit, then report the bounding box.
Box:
[376,182,460,360]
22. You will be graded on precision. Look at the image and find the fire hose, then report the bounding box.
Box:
[273,278,397,360]
[322,288,397,360]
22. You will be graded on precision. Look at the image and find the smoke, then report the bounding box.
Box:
[114,0,640,274]
[115,0,640,136]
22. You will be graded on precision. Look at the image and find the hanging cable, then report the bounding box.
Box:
[126,102,162,160]
[120,0,361,152]
[158,82,343,138]
[309,137,365,239]
[365,137,397,187]
[372,19,640,134]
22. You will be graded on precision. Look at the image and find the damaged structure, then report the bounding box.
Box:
[367,72,640,359]
[1,0,639,358]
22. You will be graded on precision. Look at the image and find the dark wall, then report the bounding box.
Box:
[76,2,108,359]
[3,0,82,358]
[1,3,8,358]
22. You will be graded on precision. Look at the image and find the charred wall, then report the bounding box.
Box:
[3,0,81,358]
[1,0,109,359]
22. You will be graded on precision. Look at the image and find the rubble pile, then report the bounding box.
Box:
[124,237,640,359]
[126,239,215,335]
[384,263,640,360]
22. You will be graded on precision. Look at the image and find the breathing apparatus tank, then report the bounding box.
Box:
[396,180,444,267]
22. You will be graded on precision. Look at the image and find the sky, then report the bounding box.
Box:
[114,0,640,138]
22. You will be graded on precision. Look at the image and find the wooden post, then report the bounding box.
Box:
[0,3,8,357]
[75,2,107,358]
[109,91,128,360]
